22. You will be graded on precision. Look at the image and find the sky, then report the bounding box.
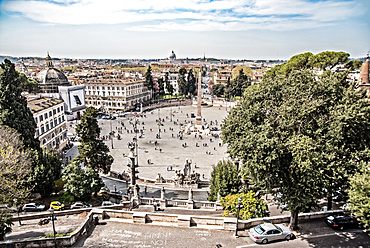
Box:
[0,0,369,60]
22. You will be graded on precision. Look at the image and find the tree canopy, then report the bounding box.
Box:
[0,125,33,205]
[348,162,370,230]
[165,72,174,96]
[144,65,154,92]
[75,106,113,174]
[62,161,104,200]
[30,149,62,197]
[208,159,241,202]
[178,67,187,96]
[221,52,370,230]
[0,59,39,150]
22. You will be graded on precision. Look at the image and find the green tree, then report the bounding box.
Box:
[157,78,165,97]
[222,66,370,230]
[0,212,13,241]
[0,126,33,240]
[165,72,174,96]
[178,68,187,97]
[62,161,104,200]
[144,65,154,91]
[348,162,370,230]
[0,125,33,204]
[75,107,113,174]
[30,149,62,197]
[18,73,39,93]
[220,192,269,220]
[226,69,250,97]
[0,59,39,150]
[208,160,241,202]
[187,68,196,96]
[211,84,225,97]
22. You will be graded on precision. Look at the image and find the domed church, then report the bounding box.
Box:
[35,53,71,93]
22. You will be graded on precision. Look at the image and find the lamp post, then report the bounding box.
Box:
[49,208,57,248]
[234,197,243,238]
[14,199,21,226]
[110,114,114,149]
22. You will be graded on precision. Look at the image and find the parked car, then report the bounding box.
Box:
[49,201,65,211]
[326,215,361,230]
[71,202,92,209]
[249,222,293,244]
[22,203,46,212]
[101,201,114,207]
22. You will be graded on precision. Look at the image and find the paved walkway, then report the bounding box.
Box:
[97,105,230,180]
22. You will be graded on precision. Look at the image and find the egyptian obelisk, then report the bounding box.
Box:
[196,70,202,126]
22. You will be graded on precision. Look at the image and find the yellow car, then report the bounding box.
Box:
[50,201,65,211]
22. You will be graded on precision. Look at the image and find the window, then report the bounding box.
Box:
[121,87,124,90]
[97,86,99,90]
[39,115,43,122]
[107,87,110,90]
[44,113,48,119]
[49,111,52,117]
[36,129,39,137]
[112,87,115,90]
[57,107,60,113]
[41,126,45,134]
[54,119,57,126]
[53,109,56,115]
[62,116,65,122]
[46,123,49,131]
[50,122,54,128]
[102,86,105,90]
[34,118,38,124]
[61,106,63,111]
[58,117,61,124]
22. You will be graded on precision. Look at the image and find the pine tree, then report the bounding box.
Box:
[75,106,113,174]
[0,59,39,150]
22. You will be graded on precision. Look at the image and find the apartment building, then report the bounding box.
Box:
[83,77,151,112]
[214,69,232,85]
[28,97,68,151]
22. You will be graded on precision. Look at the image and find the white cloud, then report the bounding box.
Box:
[0,0,362,31]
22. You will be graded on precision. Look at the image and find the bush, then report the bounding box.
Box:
[54,179,65,193]
[57,191,74,205]
[220,191,269,220]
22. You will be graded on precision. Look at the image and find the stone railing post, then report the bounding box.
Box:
[160,187,167,208]
[187,188,194,209]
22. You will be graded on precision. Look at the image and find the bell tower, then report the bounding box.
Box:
[46,52,53,68]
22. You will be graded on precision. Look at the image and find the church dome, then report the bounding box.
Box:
[36,53,70,93]
[169,50,176,60]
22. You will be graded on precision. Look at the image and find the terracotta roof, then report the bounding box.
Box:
[27,97,63,113]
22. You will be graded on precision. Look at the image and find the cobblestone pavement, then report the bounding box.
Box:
[97,105,230,180]
[75,221,254,248]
